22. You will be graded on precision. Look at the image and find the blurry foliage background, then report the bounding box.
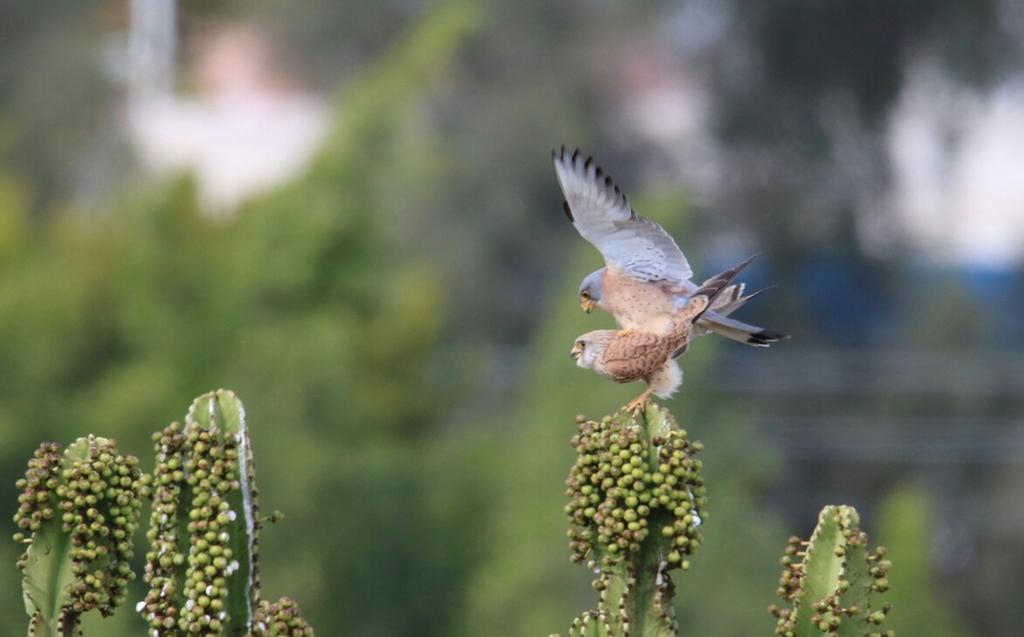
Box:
[1,1,1023,635]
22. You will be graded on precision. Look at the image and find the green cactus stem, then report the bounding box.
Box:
[13,437,145,637]
[140,389,261,636]
[561,404,707,637]
[771,505,894,637]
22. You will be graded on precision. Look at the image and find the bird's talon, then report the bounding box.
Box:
[623,396,650,415]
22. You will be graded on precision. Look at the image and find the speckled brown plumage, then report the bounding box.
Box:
[571,257,754,408]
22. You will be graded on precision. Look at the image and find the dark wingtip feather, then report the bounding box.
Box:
[689,254,759,322]
[697,254,759,298]
[739,288,767,304]
[562,200,574,222]
[553,147,636,217]
[746,329,789,346]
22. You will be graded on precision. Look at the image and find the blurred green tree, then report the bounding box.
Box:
[878,486,974,637]
[0,3,487,635]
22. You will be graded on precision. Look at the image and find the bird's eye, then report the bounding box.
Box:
[581,291,590,300]
[578,341,585,349]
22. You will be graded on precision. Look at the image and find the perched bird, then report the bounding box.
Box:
[572,256,756,412]
[552,147,786,345]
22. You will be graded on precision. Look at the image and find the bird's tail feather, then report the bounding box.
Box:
[698,311,788,348]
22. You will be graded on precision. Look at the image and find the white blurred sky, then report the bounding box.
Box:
[889,65,1024,269]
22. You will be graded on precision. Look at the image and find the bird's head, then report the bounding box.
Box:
[570,330,613,369]
[578,269,604,314]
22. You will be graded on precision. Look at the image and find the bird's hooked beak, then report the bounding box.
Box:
[570,341,583,360]
[580,297,597,313]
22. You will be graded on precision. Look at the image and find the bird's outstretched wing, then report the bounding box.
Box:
[553,147,692,285]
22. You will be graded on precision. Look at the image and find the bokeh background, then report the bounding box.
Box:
[2,1,1022,635]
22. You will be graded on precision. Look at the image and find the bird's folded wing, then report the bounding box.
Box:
[553,147,692,285]
[600,331,669,380]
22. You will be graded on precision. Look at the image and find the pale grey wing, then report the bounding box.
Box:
[552,147,692,285]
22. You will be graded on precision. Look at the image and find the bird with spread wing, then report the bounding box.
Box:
[571,255,757,412]
[552,147,786,345]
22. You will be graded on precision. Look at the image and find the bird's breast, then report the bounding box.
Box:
[603,272,677,334]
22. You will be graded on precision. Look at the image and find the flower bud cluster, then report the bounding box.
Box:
[563,608,611,637]
[141,420,248,636]
[141,421,188,633]
[771,509,893,636]
[63,438,143,615]
[256,596,314,636]
[180,421,242,634]
[565,412,706,571]
[13,442,62,548]
[774,536,805,604]
[14,438,143,618]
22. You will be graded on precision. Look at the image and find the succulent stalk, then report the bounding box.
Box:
[771,505,894,637]
[554,407,897,637]
[140,389,261,636]
[13,437,145,637]
[11,390,313,637]
[559,404,708,637]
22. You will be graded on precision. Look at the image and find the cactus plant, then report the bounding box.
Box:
[11,390,896,637]
[139,389,262,636]
[11,390,314,637]
[559,404,707,636]
[554,405,895,637]
[770,505,893,637]
[13,437,145,637]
